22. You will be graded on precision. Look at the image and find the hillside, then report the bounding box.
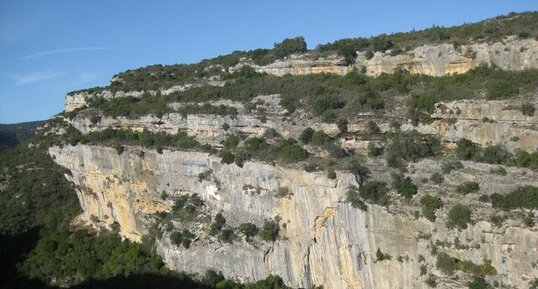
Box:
[0,121,45,151]
[1,12,538,289]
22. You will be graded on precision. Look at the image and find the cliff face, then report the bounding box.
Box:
[51,28,538,289]
[49,144,538,289]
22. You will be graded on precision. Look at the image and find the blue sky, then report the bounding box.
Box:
[1,1,537,123]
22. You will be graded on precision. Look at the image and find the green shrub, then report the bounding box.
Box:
[376,248,392,261]
[220,150,235,164]
[386,131,440,168]
[222,135,240,149]
[276,139,309,162]
[273,36,307,58]
[327,169,337,179]
[391,173,418,199]
[456,139,481,160]
[468,277,493,289]
[521,102,535,116]
[198,169,213,182]
[219,228,235,244]
[367,141,384,157]
[170,229,195,249]
[309,94,345,116]
[259,220,280,242]
[238,223,259,241]
[420,195,443,221]
[209,213,226,235]
[489,186,538,211]
[481,145,511,164]
[486,78,519,99]
[408,94,437,125]
[489,166,507,176]
[337,119,349,133]
[512,150,538,170]
[299,127,315,144]
[456,181,480,194]
[446,204,472,229]
[348,159,370,183]
[359,181,389,206]
[346,186,367,211]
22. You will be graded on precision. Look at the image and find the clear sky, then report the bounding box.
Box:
[1,0,537,123]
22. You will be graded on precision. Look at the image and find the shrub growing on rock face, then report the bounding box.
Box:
[220,150,235,164]
[489,185,538,211]
[259,220,280,242]
[456,139,481,160]
[170,229,195,249]
[347,186,367,211]
[521,102,535,116]
[337,119,349,133]
[391,173,418,199]
[420,195,443,221]
[386,131,440,168]
[276,139,309,162]
[456,181,480,194]
[359,181,389,206]
[446,204,472,229]
[367,141,384,157]
[238,223,259,241]
[299,127,315,144]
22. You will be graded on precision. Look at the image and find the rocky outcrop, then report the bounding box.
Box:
[65,36,538,113]
[241,36,538,77]
[50,144,538,289]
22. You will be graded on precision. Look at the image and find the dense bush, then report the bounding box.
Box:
[275,139,309,162]
[456,182,480,194]
[489,186,538,211]
[446,204,472,229]
[436,252,496,277]
[408,94,437,125]
[442,160,464,174]
[386,131,440,168]
[367,141,384,157]
[486,78,519,99]
[209,213,226,236]
[170,229,195,249]
[456,139,538,170]
[468,277,493,289]
[359,181,389,206]
[21,230,164,284]
[521,102,535,116]
[238,223,259,241]
[420,195,443,221]
[376,248,392,261]
[337,119,349,133]
[391,173,418,199]
[299,127,315,144]
[346,186,368,211]
[259,220,280,242]
[348,159,370,183]
[273,36,307,58]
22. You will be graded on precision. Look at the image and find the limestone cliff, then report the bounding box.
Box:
[50,17,538,289]
[49,144,538,289]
